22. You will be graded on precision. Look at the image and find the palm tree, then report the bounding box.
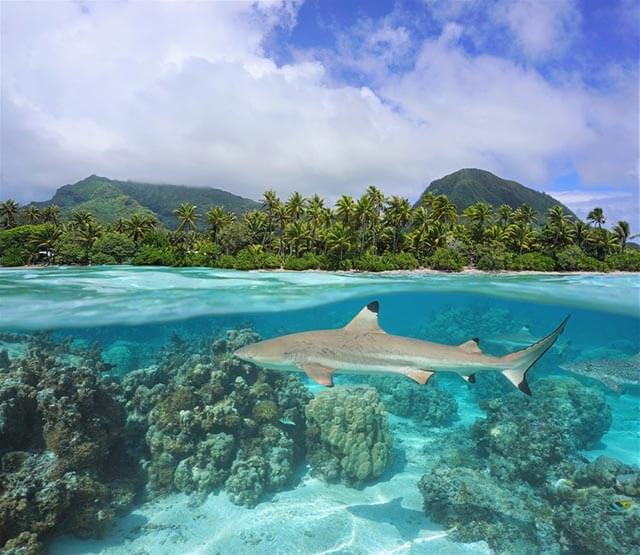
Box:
[463,202,493,242]
[174,203,199,232]
[76,221,103,262]
[507,223,537,254]
[545,206,575,248]
[384,196,412,253]
[114,218,128,233]
[588,228,618,260]
[419,192,435,211]
[306,194,326,253]
[24,206,41,224]
[431,195,458,226]
[326,223,351,261]
[126,213,155,242]
[484,224,510,244]
[366,186,385,254]
[513,204,536,226]
[612,220,637,250]
[1,199,20,228]
[284,220,311,256]
[285,192,306,223]
[497,204,512,228]
[42,205,60,225]
[261,190,281,236]
[587,207,605,229]
[207,206,235,244]
[69,210,95,230]
[573,220,590,249]
[336,195,357,228]
[242,210,268,247]
[29,225,61,263]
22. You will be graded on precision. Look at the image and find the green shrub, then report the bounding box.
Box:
[382,252,419,270]
[475,246,513,271]
[509,252,555,271]
[555,246,604,271]
[0,247,28,267]
[352,254,386,272]
[91,232,136,264]
[0,224,49,266]
[429,248,466,272]
[283,253,323,271]
[605,251,640,271]
[215,254,237,269]
[141,229,172,248]
[133,245,176,266]
[53,232,85,264]
[90,253,117,265]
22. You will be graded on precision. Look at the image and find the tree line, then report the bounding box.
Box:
[0,188,638,271]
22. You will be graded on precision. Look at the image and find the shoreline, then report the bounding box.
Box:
[2,264,639,276]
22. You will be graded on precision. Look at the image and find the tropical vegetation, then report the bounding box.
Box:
[1,189,638,272]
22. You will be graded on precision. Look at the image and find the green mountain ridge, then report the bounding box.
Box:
[416,168,576,222]
[34,175,260,228]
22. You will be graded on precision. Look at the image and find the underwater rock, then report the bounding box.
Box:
[471,377,611,484]
[419,464,558,554]
[0,338,142,552]
[305,386,392,486]
[102,341,140,376]
[360,376,458,426]
[118,329,312,506]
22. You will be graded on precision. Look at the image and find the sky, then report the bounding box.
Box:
[1,0,638,227]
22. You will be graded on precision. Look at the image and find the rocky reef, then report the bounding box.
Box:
[305,386,392,485]
[354,375,459,426]
[0,334,141,554]
[419,377,639,555]
[119,328,312,508]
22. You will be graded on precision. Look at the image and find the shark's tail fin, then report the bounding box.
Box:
[500,316,570,395]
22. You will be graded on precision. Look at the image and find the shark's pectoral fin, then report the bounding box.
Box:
[302,363,335,387]
[406,369,435,385]
[458,338,482,354]
[462,374,476,383]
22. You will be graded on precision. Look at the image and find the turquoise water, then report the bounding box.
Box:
[0,267,638,554]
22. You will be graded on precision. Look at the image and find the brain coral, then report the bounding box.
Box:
[305,386,392,486]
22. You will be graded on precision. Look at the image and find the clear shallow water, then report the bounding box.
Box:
[1,267,639,554]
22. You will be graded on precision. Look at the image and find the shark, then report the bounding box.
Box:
[484,325,571,357]
[234,301,570,395]
[560,353,640,394]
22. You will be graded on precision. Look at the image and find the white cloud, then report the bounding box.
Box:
[0,0,637,229]
[494,0,581,60]
[550,190,639,228]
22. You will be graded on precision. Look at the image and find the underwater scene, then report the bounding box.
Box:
[0,267,639,555]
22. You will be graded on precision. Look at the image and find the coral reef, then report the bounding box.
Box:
[0,338,141,553]
[418,377,639,555]
[471,377,611,484]
[305,386,392,485]
[353,375,458,425]
[119,328,312,507]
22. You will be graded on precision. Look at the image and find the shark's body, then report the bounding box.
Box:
[485,325,570,357]
[235,302,570,395]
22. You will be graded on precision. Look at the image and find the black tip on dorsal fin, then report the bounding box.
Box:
[367,301,379,314]
[468,374,476,383]
[472,337,480,345]
[518,379,532,396]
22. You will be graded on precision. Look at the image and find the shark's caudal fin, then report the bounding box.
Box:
[500,316,570,395]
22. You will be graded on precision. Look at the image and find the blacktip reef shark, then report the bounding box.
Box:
[234,301,570,395]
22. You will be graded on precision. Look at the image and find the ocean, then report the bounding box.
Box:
[0,267,638,554]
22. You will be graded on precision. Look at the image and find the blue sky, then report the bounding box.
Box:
[1,0,638,226]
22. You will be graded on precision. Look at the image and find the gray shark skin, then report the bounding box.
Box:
[560,353,640,394]
[234,302,570,395]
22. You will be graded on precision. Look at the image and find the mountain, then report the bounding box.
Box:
[415,168,576,222]
[35,175,260,228]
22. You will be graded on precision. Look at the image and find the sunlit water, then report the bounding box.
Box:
[0,267,638,554]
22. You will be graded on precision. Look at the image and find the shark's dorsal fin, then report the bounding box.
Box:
[458,338,482,354]
[344,301,385,333]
